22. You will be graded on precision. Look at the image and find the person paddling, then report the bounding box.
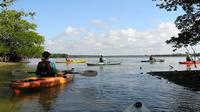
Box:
[99,55,104,63]
[36,51,58,77]
[99,55,107,63]
[66,54,72,63]
[186,52,192,61]
[149,55,155,61]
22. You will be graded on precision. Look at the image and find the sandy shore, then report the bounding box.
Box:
[0,62,28,66]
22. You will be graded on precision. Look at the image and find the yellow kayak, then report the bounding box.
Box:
[56,60,87,64]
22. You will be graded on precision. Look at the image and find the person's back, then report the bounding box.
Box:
[186,55,192,61]
[36,51,57,77]
[186,52,192,61]
[36,60,51,77]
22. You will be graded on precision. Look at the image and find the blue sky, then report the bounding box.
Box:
[11,0,186,55]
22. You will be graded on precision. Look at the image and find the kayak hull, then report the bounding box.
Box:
[147,70,200,76]
[9,74,74,94]
[87,62,121,66]
[141,59,165,62]
[179,61,200,64]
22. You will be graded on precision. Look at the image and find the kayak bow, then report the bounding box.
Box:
[123,102,151,112]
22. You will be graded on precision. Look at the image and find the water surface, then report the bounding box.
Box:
[0,57,200,112]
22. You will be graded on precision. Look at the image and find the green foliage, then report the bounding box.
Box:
[0,0,44,61]
[0,0,15,9]
[153,0,200,51]
[0,43,9,55]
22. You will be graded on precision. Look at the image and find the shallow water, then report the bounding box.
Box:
[0,57,200,112]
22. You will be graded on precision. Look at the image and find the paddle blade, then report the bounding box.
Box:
[79,70,97,77]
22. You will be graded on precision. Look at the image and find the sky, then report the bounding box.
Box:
[11,0,188,55]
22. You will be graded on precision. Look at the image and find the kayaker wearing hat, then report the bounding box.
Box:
[36,51,58,77]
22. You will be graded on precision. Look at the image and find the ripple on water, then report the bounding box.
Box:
[1,57,200,112]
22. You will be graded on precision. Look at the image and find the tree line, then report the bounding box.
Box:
[0,0,44,62]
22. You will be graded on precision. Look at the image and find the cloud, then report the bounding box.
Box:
[64,26,87,36]
[89,19,109,29]
[45,22,179,55]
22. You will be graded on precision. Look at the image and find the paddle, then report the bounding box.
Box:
[62,70,97,77]
[191,45,200,60]
[12,69,97,77]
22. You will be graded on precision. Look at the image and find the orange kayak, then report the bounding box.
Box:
[9,74,74,94]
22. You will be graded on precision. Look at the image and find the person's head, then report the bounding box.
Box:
[134,102,142,108]
[42,51,51,59]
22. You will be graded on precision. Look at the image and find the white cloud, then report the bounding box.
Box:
[64,26,87,36]
[89,19,109,29]
[45,22,180,55]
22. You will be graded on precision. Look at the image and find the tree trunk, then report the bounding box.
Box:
[8,54,22,62]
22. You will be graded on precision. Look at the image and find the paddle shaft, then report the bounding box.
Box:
[27,71,80,74]
[26,70,97,77]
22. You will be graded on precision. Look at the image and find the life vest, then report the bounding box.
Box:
[66,56,71,63]
[36,60,52,77]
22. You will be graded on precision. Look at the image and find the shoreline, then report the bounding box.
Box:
[0,62,29,66]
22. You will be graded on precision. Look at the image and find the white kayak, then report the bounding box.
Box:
[87,61,121,66]
[141,59,165,62]
[123,102,151,112]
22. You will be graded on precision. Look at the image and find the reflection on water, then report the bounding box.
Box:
[9,84,66,112]
[0,57,200,112]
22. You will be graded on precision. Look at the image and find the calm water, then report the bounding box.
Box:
[0,57,200,112]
